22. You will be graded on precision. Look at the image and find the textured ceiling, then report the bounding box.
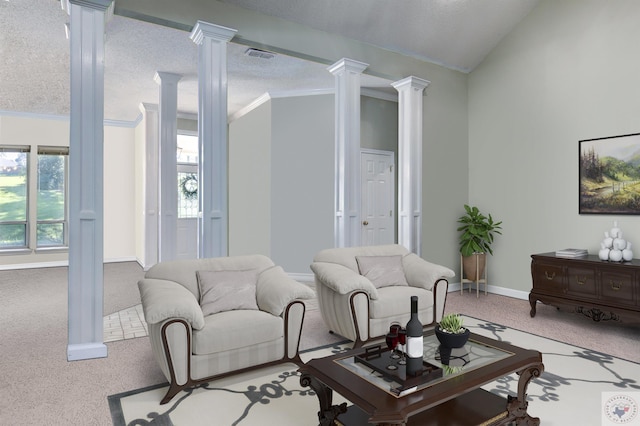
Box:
[0,0,539,123]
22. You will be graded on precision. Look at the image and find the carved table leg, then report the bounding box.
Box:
[300,372,347,426]
[507,363,544,425]
[528,294,537,318]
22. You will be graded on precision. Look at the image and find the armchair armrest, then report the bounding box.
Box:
[256,266,316,316]
[310,262,379,299]
[402,253,455,290]
[138,278,205,330]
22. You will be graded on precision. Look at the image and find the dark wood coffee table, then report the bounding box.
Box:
[299,330,543,426]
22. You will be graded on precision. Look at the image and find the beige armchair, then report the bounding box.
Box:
[138,255,315,404]
[310,244,455,348]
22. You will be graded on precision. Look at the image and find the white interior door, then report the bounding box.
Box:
[361,150,395,246]
[176,164,198,260]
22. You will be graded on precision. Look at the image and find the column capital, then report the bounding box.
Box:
[139,102,158,113]
[190,21,237,45]
[68,0,112,11]
[327,58,369,75]
[392,76,431,92]
[154,72,183,85]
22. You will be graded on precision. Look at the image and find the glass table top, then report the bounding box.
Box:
[336,333,514,397]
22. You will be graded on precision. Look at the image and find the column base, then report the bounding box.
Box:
[67,342,107,361]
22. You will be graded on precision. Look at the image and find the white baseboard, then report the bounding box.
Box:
[104,256,138,264]
[0,260,69,270]
[0,257,138,271]
[67,343,108,361]
[448,282,529,301]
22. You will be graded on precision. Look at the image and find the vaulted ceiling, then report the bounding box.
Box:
[0,0,539,122]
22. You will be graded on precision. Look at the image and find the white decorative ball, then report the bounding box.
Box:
[603,236,613,248]
[613,237,627,251]
[609,249,623,262]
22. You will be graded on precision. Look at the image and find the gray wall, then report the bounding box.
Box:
[228,94,335,274]
[228,101,272,257]
[361,96,398,152]
[469,0,640,295]
[271,95,335,273]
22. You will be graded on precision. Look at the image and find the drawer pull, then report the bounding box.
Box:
[576,276,587,285]
[544,271,556,280]
[610,281,623,291]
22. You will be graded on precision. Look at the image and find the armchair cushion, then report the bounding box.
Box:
[138,278,205,330]
[369,286,432,319]
[356,255,409,288]
[197,269,259,317]
[256,266,315,316]
[192,310,283,355]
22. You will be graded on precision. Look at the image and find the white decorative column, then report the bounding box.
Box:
[154,72,182,262]
[67,0,111,361]
[328,58,368,248]
[392,76,430,256]
[138,103,159,269]
[190,21,236,258]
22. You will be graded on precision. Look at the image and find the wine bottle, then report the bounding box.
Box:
[405,296,423,377]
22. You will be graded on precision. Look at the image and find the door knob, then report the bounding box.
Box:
[363,221,369,226]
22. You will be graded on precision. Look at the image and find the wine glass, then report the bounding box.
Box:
[397,328,407,365]
[390,322,402,336]
[385,332,400,368]
[389,322,402,359]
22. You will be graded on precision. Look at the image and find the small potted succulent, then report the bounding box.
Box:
[435,313,470,348]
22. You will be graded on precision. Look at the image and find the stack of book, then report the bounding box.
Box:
[555,248,588,258]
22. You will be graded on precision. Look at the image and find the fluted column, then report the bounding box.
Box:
[190,21,236,258]
[328,58,368,248]
[154,72,182,262]
[392,76,429,255]
[67,0,112,361]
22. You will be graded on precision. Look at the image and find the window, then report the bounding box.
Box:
[0,146,29,248]
[178,171,198,218]
[37,146,68,247]
[0,145,68,251]
[177,134,199,219]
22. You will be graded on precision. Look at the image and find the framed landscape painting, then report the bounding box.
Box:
[579,132,640,214]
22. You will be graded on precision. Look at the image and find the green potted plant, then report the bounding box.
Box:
[457,204,502,281]
[435,313,470,348]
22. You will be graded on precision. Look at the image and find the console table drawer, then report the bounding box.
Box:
[600,270,636,306]
[567,266,597,297]
[531,262,565,294]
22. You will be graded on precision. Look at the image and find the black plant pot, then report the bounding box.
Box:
[435,326,470,348]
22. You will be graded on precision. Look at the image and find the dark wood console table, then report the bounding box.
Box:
[530,252,640,324]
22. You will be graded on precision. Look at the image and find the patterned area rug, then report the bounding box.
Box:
[108,317,640,425]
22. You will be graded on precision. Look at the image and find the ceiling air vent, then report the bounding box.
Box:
[244,48,276,60]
